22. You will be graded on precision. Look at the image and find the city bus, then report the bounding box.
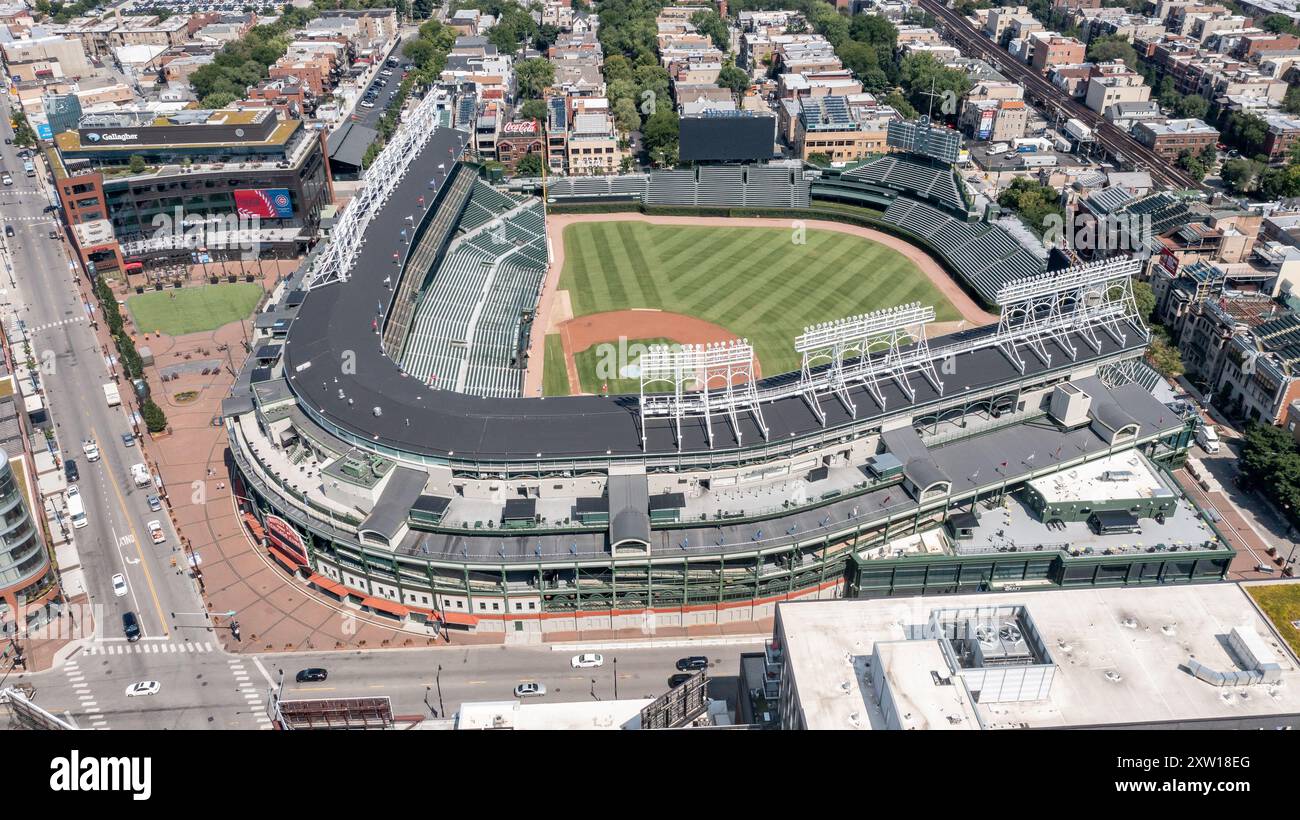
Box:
[66,485,87,529]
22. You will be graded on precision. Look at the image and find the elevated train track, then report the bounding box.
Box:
[916,0,1209,193]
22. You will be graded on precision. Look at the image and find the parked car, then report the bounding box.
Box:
[124,680,160,697]
[112,573,128,597]
[571,653,604,669]
[121,432,135,447]
[295,668,328,682]
[64,458,79,482]
[675,656,709,671]
[514,682,546,698]
[361,101,375,109]
[668,673,693,688]
[3,225,12,237]
[147,494,162,512]
[147,519,165,545]
[122,611,141,641]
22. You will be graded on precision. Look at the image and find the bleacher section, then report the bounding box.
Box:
[882,197,1043,305]
[842,155,966,215]
[381,164,475,356]
[397,189,548,399]
[544,166,810,208]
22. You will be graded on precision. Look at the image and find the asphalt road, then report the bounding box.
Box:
[351,38,413,130]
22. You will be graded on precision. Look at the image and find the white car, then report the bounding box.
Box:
[82,438,100,462]
[147,519,165,545]
[571,653,604,669]
[124,681,160,697]
[514,682,546,698]
[360,100,375,109]
[111,573,128,597]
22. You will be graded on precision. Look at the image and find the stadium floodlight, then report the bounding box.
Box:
[639,340,766,451]
[303,90,454,292]
[794,302,942,423]
[994,257,1144,373]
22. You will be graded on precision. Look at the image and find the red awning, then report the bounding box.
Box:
[269,543,307,567]
[267,546,297,572]
[242,512,266,541]
[307,574,346,596]
[361,597,411,618]
[438,610,479,627]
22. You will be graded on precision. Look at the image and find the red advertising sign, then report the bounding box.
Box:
[264,514,306,562]
[1159,247,1179,275]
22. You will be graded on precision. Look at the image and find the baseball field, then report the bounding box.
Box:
[548,220,963,393]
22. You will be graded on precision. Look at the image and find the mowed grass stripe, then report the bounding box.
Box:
[615,222,665,307]
[559,222,958,376]
[670,227,780,298]
[717,234,859,324]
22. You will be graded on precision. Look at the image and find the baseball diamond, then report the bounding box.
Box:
[220,116,1229,644]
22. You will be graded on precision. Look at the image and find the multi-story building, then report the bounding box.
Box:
[1264,114,1300,162]
[794,95,889,162]
[496,119,544,172]
[1132,118,1219,161]
[1083,61,1153,114]
[1,35,93,81]
[0,447,55,629]
[49,108,332,276]
[565,101,624,175]
[1029,35,1086,74]
[961,98,1028,142]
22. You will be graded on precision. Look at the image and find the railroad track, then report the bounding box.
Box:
[916,0,1209,192]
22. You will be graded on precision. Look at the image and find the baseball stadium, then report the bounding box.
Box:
[221,93,1231,640]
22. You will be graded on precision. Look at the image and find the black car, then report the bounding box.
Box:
[296,668,328,682]
[668,673,693,688]
[676,656,709,671]
[4,225,12,237]
[43,204,58,213]
[122,611,141,642]
[64,458,79,482]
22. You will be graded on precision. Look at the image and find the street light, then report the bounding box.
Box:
[436,664,445,717]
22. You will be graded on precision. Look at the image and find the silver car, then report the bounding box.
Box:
[513,682,546,698]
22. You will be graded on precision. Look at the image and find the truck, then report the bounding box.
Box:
[130,463,152,488]
[23,160,35,177]
[103,382,121,407]
[1064,118,1093,143]
[1196,424,1221,454]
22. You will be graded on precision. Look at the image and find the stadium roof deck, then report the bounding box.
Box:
[776,584,1300,730]
[277,123,1146,464]
[384,380,1189,561]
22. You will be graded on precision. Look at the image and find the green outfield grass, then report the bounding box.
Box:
[558,221,959,376]
[127,284,263,336]
[572,336,676,396]
[542,333,570,396]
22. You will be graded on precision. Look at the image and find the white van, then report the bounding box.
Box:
[1196,424,1221,454]
[130,463,152,488]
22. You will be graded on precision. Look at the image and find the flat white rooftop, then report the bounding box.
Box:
[455,698,653,730]
[1027,449,1172,504]
[776,584,1300,730]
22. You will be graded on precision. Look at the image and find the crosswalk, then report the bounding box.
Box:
[27,315,86,334]
[228,657,274,730]
[63,658,108,730]
[81,640,217,656]
[0,214,54,223]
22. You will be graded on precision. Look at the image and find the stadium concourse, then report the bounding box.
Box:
[220,113,1230,642]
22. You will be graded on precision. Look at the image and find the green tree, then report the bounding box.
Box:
[1176,150,1207,181]
[516,57,556,98]
[142,398,168,434]
[1133,279,1155,321]
[716,64,750,96]
[519,98,549,123]
[807,152,831,166]
[403,38,436,68]
[128,154,147,174]
[1145,327,1184,379]
[515,153,544,177]
[201,91,239,108]
[1174,94,1208,120]
[612,95,641,133]
[1220,157,1262,193]
[1285,84,1300,115]
[690,9,729,52]
[884,91,918,119]
[899,53,970,122]
[1086,34,1138,69]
